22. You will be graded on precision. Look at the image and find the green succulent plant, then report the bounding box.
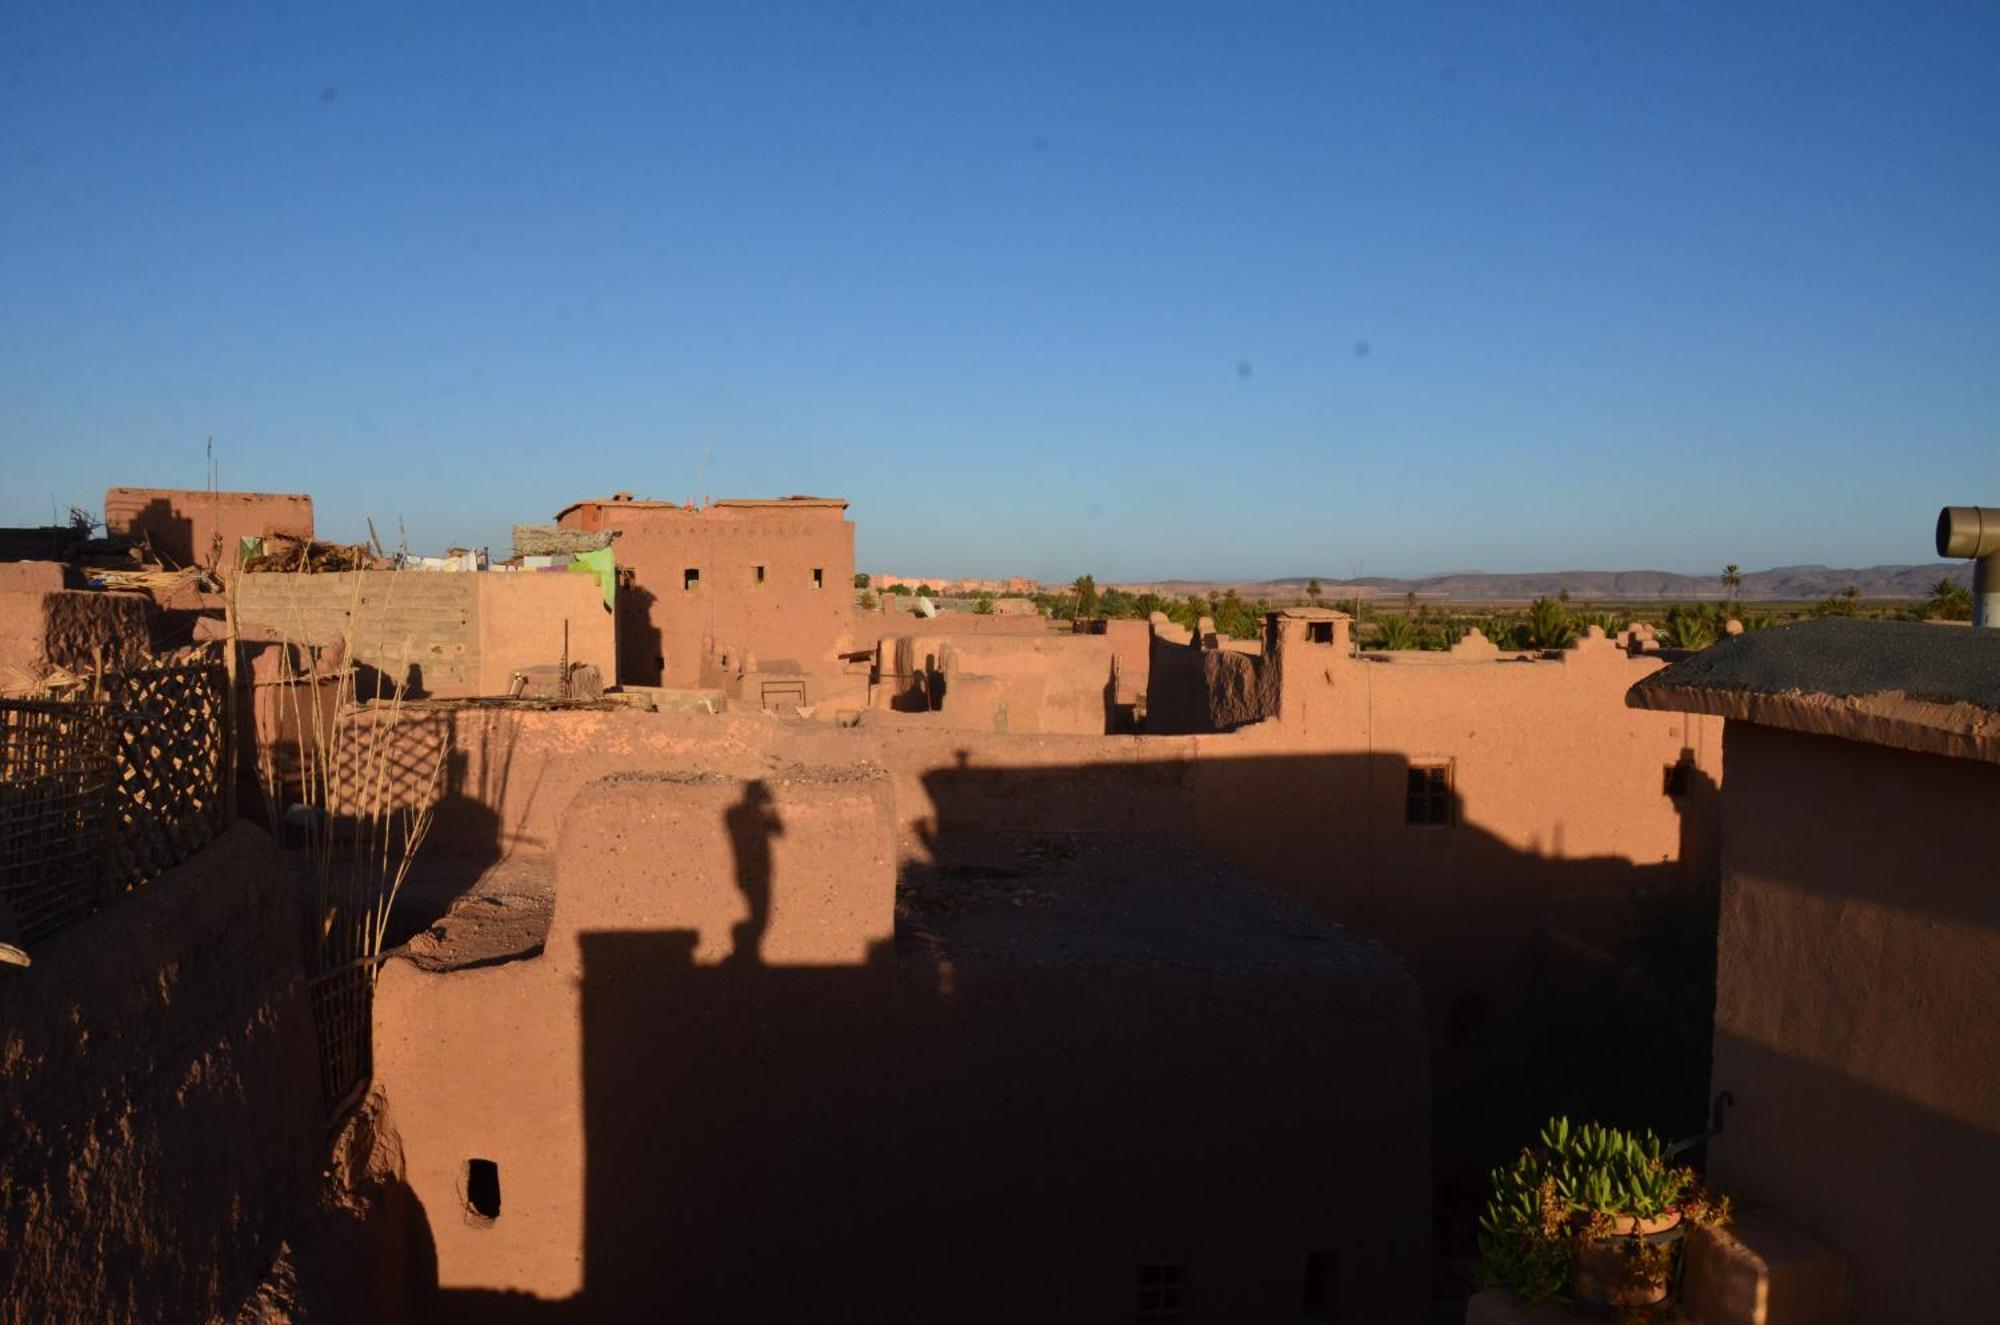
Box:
[1476,1115,1718,1305]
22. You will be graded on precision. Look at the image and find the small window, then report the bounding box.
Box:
[812,567,824,589]
[1663,754,1693,798]
[683,567,700,591]
[1136,1262,1185,1323]
[1406,763,1452,825]
[1300,1250,1339,1322]
[753,564,766,586]
[463,1158,501,1223]
[1449,993,1488,1050]
[1306,621,1335,644]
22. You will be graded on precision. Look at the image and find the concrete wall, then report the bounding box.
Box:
[104,486,313,577]
[0,825,323,1325]
[236,570,612,698]
[0,585,151,689]
[558,498,855,689]
[1706,721,2000,1324]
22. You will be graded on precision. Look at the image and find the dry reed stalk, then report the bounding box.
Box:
[252,569,447,986]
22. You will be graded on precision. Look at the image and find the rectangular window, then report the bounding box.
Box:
[1406,763,1452,825]
[1136,1262,1185,1324]
[812,567,824,589]
[1306,621,1335,644]
[683,568,699,591]
[753,564,766,586]
[1300,1250,1339,1322]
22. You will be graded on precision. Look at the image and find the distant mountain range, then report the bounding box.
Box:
[1114,564,1973,603]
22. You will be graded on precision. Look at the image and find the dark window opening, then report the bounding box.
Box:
[1300,1250,1339,1322]
[812,567,824,589]
[683,567,699,591]
[1663,753,1693,798]
[1306,621,1335,644]
[1449,993,1488,1050]
[1137,1261,1185,1323]
[1406,763,1452,825]
[464,1158,501,1222]
[754,564,766,585]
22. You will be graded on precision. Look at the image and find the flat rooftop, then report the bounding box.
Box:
[1628,617,2000,764]
[555,494,848,519]
[900,836,1403,980]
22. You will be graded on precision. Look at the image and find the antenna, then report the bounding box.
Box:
[694,433,716,503]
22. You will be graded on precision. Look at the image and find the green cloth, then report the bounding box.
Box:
[569,546,616,610]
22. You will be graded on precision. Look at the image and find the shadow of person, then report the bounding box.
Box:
[722,780,783,966]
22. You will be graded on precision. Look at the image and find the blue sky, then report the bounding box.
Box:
[2,2,1994,581]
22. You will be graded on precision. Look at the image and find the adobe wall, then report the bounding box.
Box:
[376,769,1430,1321]
[236,570,613,698]
[473,572,615,696]
[853,609,1056,649]
[1144,616,1274,733]
[0,824,323,1325]
[1706,722,2000,1323]
[557,500,854,688]
[374,767,898,1304]
[104,486,313,577]
[0,586,152,688]
[918,633,1118,733]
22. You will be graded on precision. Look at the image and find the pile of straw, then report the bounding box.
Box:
[243,534,377,574]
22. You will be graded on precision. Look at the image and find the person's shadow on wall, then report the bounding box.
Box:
[723,780,783,966]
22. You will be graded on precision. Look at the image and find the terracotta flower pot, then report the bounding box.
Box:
[1572,1209,1684,1308]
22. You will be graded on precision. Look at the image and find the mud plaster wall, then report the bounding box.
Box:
[1145,626,1273,733]
[1706,721,2000,1325]
[361,689,1713,1002]
[0,824,323,1325]
[893,633,1117,733]
[374,772,1430,1321]
[558,502,854,688]
[104,487,313,579]
[374,769,899,1302]
[473,573,615,696]
[0,587,152,684]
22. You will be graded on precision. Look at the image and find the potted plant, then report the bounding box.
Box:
[1477,1116,1730,1316]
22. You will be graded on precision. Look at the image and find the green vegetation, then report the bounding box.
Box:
[1478,1116,1729,1306]
[1926,577,1973,621]
[973,593,995,615]
[853,572,870,589]
[1012,572,1938,649]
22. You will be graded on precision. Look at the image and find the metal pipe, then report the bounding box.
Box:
[1936,506,2000,627]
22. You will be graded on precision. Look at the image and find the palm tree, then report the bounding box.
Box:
[1071,574,1099,619]
[1305,577,1323,603]
[1372,615,1420,650]
[1663,603,1717,649]
[1927,578,1973,621]
[1520,596,1578,650]
[1721,564,1742,604]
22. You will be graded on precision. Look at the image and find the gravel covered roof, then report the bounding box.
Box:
[1629,618,2000,762]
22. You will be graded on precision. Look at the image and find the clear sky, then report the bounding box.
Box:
[3,2,1995,581]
